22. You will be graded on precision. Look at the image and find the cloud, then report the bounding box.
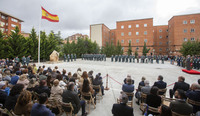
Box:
[0,0,199,38]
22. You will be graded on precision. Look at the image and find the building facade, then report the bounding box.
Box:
[90,13,200,56]
[0,11,23,36]
[168,13,200,55]
[63,33,89,44]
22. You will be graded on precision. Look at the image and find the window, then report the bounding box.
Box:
[11,18,18,23]
[11,24,16,27]
[183,20,187,24]
[6,23,8,26]
[144,39,147,43]
[159,42,162,45]
[121,25,124,29]
[166,29,168,32]
[136,32,139,35]
[166,48,169,51]
[1,15,5,19]
[166,35,168,38]
[191,28,195,32]
[0,28,5,32]
[136,39,139,43]
[112,33,114,35]
[1,22,5,26]
[136,24,139,28]
[128,25,131,28]
[128,40,132,43]
[190,20,195,24]
[6,29,8,31]
[111,38,114,40]
[166,42,168,45]
[183,38,187,41]
[159,48,162,51]
[121,40,124,43]
[144,24,147,27]
[159,29,162,32]
[191,38,195,41]
[136,47,139,50]
[183,29,187,33]
[144,31,147,35]
[121,32,124,36]
[122,47,124,50]
[128,32,131,36]
[159,36,162,39]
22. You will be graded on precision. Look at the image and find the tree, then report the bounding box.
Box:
[0,30,6,58]
[127,42,132,55]
[142,42,150,56]
[7,26,28,58]
[115,40,123,55]
[180,40,200,56]
[27,28,38,60]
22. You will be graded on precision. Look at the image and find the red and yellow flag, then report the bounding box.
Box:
[41,7,59,22]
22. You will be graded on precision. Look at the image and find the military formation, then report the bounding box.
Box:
[176,55,200,70]
[0,55,31,67]
[63,54,76,62]
[81,54,106,61]
[110,55,166,64]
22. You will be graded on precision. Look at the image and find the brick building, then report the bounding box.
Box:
[0,11,23,36]
[90,13,200,56]
[168,13,200,55]
[153,25,169,55]
[63,33,89,44]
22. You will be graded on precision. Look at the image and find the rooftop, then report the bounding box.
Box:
[116,18,153,23]
[0,11,24,22]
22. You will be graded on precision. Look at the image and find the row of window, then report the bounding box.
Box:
[183,28,195,33]
[183,20,195,24]
[0,28,8,32]
[120,47,168,52]
[121,39,148,43]
[121,31,148,36]
[183,38,195,41]
[121,23,148,29]
[11,18,18,23]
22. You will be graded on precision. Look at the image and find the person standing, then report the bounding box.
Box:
[63,54,66,62]
[26,55,31,66]
[71,54,73,62]
[186,55,191,70]
[15,56,20,63]
[67,54,70,62]
[22,56,26,66]
[74,54,76,61]
[161,56,164,64]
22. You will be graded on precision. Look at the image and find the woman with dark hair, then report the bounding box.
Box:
[81,79,96,103]
[79,71,91,86]
[46,75,53,88]
[4,84,24,111]
[146,86,161,115]
[14,90,33,116]
[158,105,172,116]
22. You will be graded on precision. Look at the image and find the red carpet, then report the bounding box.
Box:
[182,69,200,75]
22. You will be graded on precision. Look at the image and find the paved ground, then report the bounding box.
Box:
[36,58,199,116]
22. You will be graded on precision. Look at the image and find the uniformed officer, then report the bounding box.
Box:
[15,56,20,63]
[67,54,70,62]
[64,54,67,62]
[161,55,164,64]
[193,56,197,69]
[111,55,114,62]
[71,54,73,61]
[182,57,186,68]
[81,54,83,60]
[74,54,76,61]
[197,57,200,70]
[119,55,121,62]
[156,55,159,64]
[137,56,139,63]
[116,55,119,62]
[125,55,128,62]
[151,56,153,64]
[22,56,26,66]
[26,55,31,66]
[129,55,132,63]
[104,54,106,61]
[122,55,125,62]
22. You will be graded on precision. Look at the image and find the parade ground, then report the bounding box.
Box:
[36,58,199,116]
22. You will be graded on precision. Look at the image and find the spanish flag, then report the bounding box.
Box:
[41,7,59,22]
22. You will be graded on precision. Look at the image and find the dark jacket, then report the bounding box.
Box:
[153,80,167,89]
[112,103,134,116]
[170,99,193,115]
[186,90,200,113]
[34,85,50,97]
[0,90,7,105]
[173,81,190,92]
[31,103,54,116]
[4,94,19,111]
[62,90,80,114]
[146,94,161,115]
[122,84,134,93]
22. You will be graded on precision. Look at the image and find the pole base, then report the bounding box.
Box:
[105,87,109,90]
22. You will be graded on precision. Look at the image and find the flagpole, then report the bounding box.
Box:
[38,6,41,64]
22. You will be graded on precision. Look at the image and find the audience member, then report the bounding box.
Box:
[141,80,151,95]
[79,71,91,85]
[62,82,87,116]
[77,68,82,80]
[146,86,161,115]
[153,75,167,95]
[14,90,33,116]
[27,78,38,91]
[88,70,94,84]
[57,74,66,89]
[62,69,68,81]
[158,105,172,116]
[186,83,200,113]
[34,80,50,97]
[124,74,134,84]
[112,92,134,116]
[3,70,11,82]
[169,76,190,98]
[4,84,24,111]
[10,71,20,85]
[170,89,193,115]
[17,74,29,89]
[93,74,104,95]
[31,93,54,116]
[49,79,63,101]
[0,81,8,105]
[138,77,145,90]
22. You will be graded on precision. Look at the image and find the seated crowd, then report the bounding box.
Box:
[112,75,200,116]
[0,62,105,116]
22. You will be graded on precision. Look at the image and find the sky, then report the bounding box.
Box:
[0,0,200,38]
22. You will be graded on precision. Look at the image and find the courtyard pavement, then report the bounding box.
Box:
[36,58,199,116]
